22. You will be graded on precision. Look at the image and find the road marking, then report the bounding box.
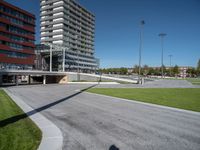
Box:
[75,89,81,92]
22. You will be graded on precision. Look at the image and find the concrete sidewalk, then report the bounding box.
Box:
[96,79,199,88]
[4,88,63,150]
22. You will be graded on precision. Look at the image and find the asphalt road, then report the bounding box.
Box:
[6,84,200,150]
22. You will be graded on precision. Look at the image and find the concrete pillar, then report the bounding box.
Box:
[28,75,31,84]
[0,75,2,85]
[141,77,144,85]
[15,75,18,86]
[50,45,52,72]
[77,73,81,81]
[43,75,46,85]
[62,48,65,72]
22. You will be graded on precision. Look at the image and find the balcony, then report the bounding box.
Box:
[40,14,64,22]
[40,2,63,12]
[40,0,60,6]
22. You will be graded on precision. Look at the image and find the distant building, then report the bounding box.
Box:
[0,0,35,70]
[127,68,134,74]
[39,0,98,72]
[152,66,191,78]
[179,66,190,78]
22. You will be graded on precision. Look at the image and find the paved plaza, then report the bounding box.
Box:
[5,81,200,150]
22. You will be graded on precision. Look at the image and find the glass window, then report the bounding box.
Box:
[1,6,34,24]
[0,49,31,58]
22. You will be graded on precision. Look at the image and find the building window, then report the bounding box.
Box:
[0,50,31,58]
[0,5,34,23]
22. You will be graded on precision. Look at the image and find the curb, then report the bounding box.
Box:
[67,82,120,84]
[85,92,200,116]
[4,88,63,150]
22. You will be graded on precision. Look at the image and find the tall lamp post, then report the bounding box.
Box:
[158,33,167,78]
[168,54,173,76]
[75,35,80,81]
[62,48,66,72]
[138,20,145,84]
[49,44,52,72]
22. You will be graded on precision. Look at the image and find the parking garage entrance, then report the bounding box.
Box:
[0,70,68,86]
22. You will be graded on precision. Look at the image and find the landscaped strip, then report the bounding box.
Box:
[87,88,200,112]
[0,89,42,150]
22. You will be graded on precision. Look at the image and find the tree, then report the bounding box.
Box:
[197,69,200,77]
[133,65,139,74]
[197,59,200,71]
[119,67,128,75]
[98,67,128,75]
[154,68,161,76]
[142,65,149,76]
[162,65,167,76]
[165,69,170,76]
[172,65,179,77]
[187,67,197,77]
[148,67,156,75]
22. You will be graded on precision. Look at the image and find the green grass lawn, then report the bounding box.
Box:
[0,90,42,150]
[87,88,200,112]
[186,78,200,85]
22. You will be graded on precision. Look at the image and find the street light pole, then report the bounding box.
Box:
[168,54,173,76]
[50,44,52,72]
[158,33,167,79]
[138,20,145,84]
[75,35,80,81]
[62,48,65,72]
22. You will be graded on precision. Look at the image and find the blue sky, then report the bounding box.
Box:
[5,0,200,68]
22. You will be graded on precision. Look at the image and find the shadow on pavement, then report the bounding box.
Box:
[0,84,97,127]
[109,145,120,150]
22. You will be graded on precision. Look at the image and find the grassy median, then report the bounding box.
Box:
[187,78,200,85]
[87,88,200,112]
[0,90,42,150]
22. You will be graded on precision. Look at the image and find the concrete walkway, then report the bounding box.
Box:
[4,88,63,150]
[5,84,200,150]
[96,79,200,88]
